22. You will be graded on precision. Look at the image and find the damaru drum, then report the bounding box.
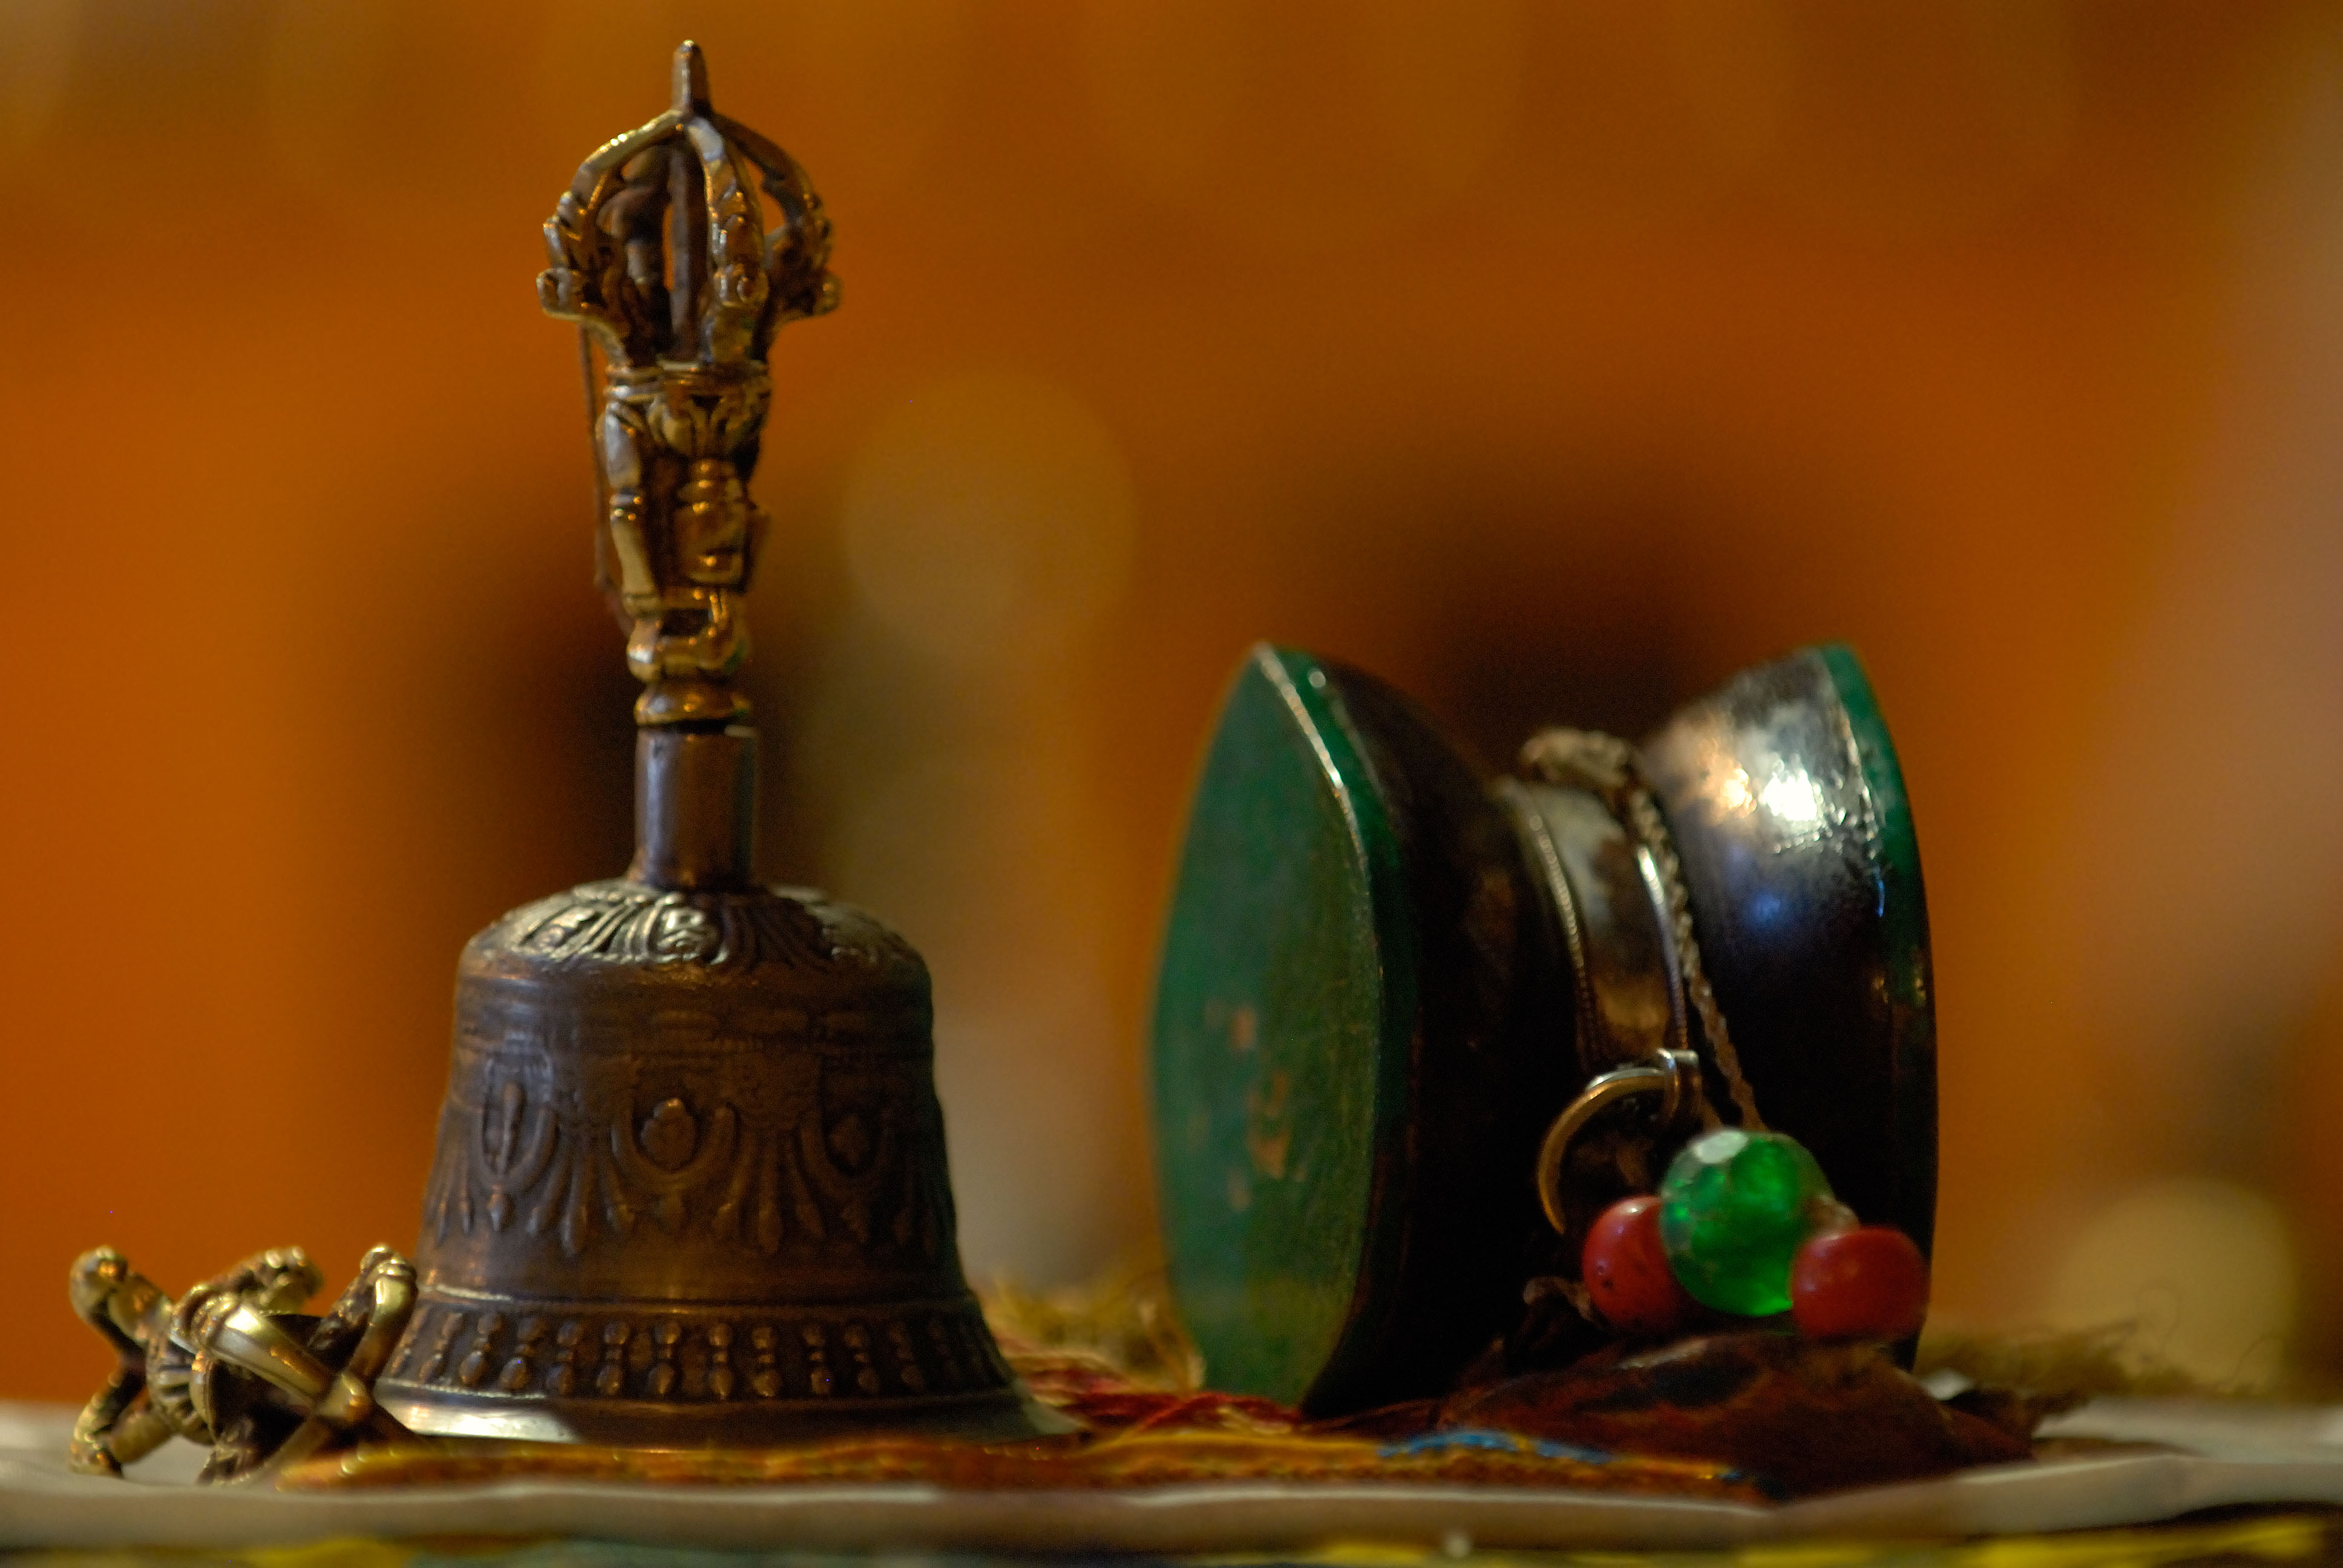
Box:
[1152,644,1933,1415]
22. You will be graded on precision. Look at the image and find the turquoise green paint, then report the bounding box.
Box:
[1817,644,1930,1025]
[1815,642,1937,1255]
[1152,645,1417,1404]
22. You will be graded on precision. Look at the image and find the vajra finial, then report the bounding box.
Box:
[539,41,839,727]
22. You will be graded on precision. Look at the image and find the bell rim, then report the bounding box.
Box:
[380,1384,1073,1447]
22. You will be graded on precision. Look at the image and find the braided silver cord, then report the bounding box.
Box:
[1518,728,1766,1131]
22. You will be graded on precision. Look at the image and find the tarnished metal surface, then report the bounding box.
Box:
[374,874,1038,1445]
[1498,777,1688,1080]
[1637,647,1936,1258]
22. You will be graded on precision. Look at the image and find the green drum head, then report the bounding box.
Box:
[1153,645,1562,1413]
[1152,647,1414,1406]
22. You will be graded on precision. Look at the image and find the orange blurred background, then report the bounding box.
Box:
[7,0,2343,1402]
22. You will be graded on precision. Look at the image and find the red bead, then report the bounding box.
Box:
[1582,1195,1696,1336]
[1791,1225,1930,1341]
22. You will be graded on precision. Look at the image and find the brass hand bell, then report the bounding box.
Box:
[370,44,1059,1447]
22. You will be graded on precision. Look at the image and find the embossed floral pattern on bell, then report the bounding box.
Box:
[415,881,952,1278]
[381,869,1036,1443]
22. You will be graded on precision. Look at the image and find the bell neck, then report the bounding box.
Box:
[629,725,758,891]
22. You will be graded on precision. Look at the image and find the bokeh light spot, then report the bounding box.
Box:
[0,0,79,155]
[840,370,1137,668]
[2042,1177,2297,1389]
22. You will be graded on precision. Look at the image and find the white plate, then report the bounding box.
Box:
[2,1400,2335,1553]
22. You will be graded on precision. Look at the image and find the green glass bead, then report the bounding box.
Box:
[1658,1127,1835,1316]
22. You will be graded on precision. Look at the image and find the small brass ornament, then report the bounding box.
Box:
[68,1246,416,1483]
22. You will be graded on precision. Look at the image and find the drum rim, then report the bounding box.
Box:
[1812,641,1938,1256]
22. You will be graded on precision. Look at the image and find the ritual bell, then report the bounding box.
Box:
[371,44,1057,1447]
[1152,644,1935,1415]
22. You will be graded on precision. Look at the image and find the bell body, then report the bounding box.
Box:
[377,734,1047,1445]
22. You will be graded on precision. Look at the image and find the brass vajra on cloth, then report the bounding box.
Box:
[540,41,838,727]
[68,1247,416,1482]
